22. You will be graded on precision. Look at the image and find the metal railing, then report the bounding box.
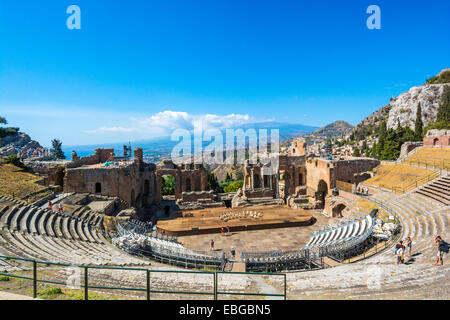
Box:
[377,171,440,194]
[0,254,287,300]
[402,158,450,172]
[113,221,226,270]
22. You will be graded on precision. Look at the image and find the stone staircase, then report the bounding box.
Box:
[415,175,450,206]
[247,197,284,206]
[0,195,151,270]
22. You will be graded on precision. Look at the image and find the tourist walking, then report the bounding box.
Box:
[406,237,412,258]
[395,241,405,264]
[210,239,215,251]
[230,247,236,259]
[58,202,64,215]
[47,200,53,211]
[434,236,449,266]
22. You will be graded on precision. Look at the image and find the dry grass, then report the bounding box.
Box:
[0,162,46,200]
[404,147,450,170]
[364,164,437,193]
[354,198,389,222]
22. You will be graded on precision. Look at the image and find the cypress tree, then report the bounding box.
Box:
[437,85,450,123]
[414,102,423,141]
[51,139,66,160]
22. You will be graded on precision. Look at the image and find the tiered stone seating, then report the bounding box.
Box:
[0,195,150,266]
[415,176,450,206]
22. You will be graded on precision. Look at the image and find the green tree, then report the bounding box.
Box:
[0,116,7,124]
[414,103,423,141]
[352,147,361,157]
[207,171,220,193]
[223,181,243,193]
[161,175,175,195]
[437,85,450,123]
[51,139,66,159]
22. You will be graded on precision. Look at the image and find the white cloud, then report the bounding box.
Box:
[84,126,138,134]
[86,110,258,137]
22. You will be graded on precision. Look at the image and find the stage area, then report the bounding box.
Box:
[156,205,314,236]
[177,209,330,256]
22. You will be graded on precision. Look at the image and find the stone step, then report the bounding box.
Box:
[423,184,450,196]
[416,190,450,206]
[83,222,97,243]
[0,205,10,220]
[29,209,43,235]
[76,220,89,242]
[0,232,35,260]
[420,186,450,201]
[2,230,40,260]
[45,213,57,237]
[69,218,80,240]
[20,207,36,234]
[17,232,68,263]
[0,206,19,228]
[9,206,29,231]
[37,210,49,236]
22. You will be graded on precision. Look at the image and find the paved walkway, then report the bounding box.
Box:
[0,291,40,300]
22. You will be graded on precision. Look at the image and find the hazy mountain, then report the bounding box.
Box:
[63,121,319,162]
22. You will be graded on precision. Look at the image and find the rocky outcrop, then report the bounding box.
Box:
[387,84,447,130]
[0,132,42,157]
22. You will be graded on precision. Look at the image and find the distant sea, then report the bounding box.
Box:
[62,122,318,162]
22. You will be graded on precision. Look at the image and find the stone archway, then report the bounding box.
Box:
[130,189,135,207]
[55,167,66,188]
[185,177,191,192]
[298,173,303,186]
[254,174,261,188]
[144,179,150,195]
[332,203,346,218]
[433,138,439,146]
[194,175,201,191]
[316,179,328,208]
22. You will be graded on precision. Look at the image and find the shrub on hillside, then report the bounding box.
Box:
[426,70,450,84]
[6,154,29,170]
[0,127,19,138]
[223,180,243,193]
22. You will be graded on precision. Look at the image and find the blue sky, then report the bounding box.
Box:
[0,0,449,147]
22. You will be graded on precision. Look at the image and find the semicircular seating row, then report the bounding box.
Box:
[304,215,374,250]
[0,195,150,267]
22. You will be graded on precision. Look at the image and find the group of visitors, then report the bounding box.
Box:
[394,236,448,266]
[18,147,50,160]
[356,186,369,195]
[394,237,412,264]
[209,239,236,260]
[220,226,231,234]
[47,200,64,214]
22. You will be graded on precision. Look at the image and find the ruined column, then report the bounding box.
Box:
[250,169,254,190]
[275,173,279,199]
[201,171,207,191]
